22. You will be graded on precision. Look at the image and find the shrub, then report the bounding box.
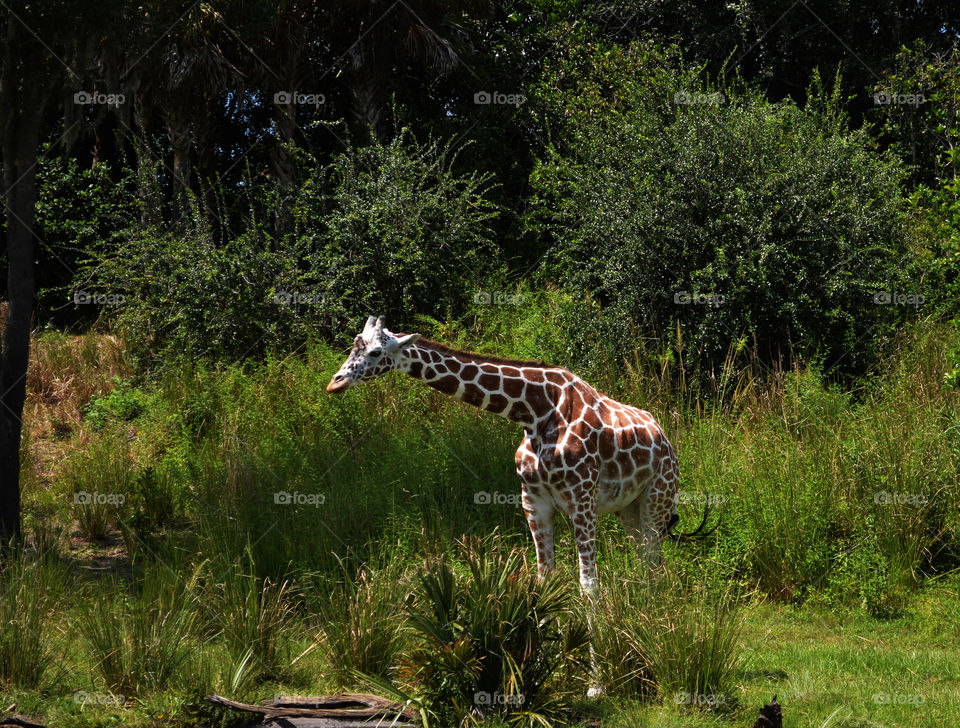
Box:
[381,537,590,728]
[83,377,150,430]
[871,42,960,319]
[872,41,960,187]
[34,153,137,318]
[907,176,960,319]
[293,128,501,330]
[84,129,499,360]
[527,41,912,383]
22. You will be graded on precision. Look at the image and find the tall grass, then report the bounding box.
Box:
[317,558,412,687]
[0,552,69,690]
[210,551,300,685]
[61,434,133,541]
[640,582,742,710]
[29,317,960,610]
[25,331,129,439]
[38,315,955,609]
[172,349,524,580]
[78,562,201,694]
[590,562,742,707]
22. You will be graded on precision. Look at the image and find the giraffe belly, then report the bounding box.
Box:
[595,467,654,513]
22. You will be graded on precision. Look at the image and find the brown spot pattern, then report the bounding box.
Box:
[387,335,682,592]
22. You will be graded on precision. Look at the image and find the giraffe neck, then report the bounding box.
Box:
[399,340,552,426]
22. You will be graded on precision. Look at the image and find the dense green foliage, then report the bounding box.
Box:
[4,1,960,383]
[85,131,498,359]
[5,2,960,726]
[46,38,956,382]
[528,43,913,375]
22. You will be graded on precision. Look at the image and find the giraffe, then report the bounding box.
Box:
[326,315,714,594]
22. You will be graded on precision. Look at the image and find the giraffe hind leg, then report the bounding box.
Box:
[616,499,660,568]
[615,500,645,559]
[617,492,676,568]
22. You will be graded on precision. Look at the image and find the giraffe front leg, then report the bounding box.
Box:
[522,487,555,578]
[565,483,604,698]
[570,493,599,595]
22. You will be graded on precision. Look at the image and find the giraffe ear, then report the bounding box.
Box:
[392,333,420,352]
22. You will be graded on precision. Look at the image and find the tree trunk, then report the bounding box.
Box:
[0,69,42,550]
[162,109,194,222]
[347,36,387,142]
[272,93,298,187]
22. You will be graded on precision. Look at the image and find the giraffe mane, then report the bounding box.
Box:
[414,338,550,369]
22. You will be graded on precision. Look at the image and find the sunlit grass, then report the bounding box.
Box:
[7,319,960,726]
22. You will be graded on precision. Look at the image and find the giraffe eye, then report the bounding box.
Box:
[369,348,383,358]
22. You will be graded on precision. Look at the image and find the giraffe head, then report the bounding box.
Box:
[326,315,421,393]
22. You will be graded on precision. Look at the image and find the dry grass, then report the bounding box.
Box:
[22,328,130,488]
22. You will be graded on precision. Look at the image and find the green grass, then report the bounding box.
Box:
[0,552,70,691]
[6,318,960,727]
[211,551,300,685]
[316,556,411,687]
[593,577,960,727]
[78,560,202,695]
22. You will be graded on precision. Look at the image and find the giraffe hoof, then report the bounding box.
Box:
[587,684,604,699]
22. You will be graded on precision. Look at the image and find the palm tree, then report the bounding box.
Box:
[122,2,243,221]
[329,0,490,140]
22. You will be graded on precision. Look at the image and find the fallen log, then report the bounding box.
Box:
[0,707,45,728]
[206,693,418,726]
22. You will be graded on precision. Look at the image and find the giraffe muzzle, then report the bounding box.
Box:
[326,375,351,393]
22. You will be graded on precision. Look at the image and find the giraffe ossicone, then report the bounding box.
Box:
[326,314,715,590]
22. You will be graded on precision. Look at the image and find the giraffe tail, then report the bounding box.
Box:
[665,500,720,542]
